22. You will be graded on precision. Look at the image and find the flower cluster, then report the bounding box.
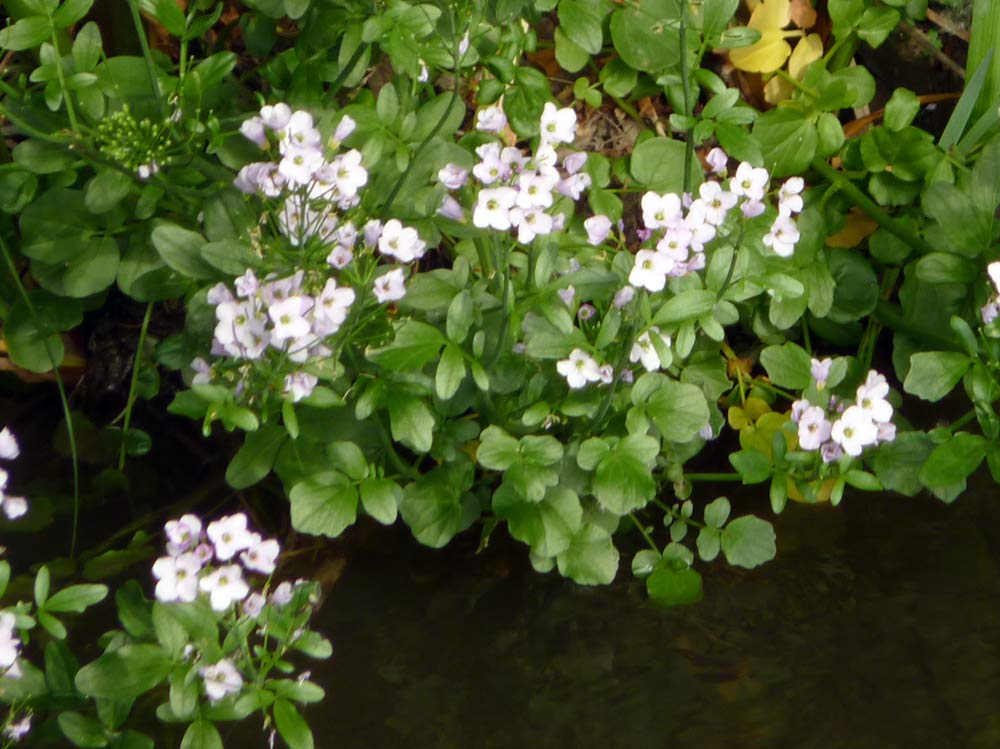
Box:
[626,149,804,294]
[0,611,22,680]
[439,102,592,244]
[152,512,280,611]
[792,360,896,460]
[0,427,28,520]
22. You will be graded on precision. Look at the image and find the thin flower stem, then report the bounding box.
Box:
[810,157,938,256]
[685,472,742,482]
[679,17,694,194]
[629,512,660,554]
[48,22,79,132]
[0,235,81,558]
[127,0,166,119]
[118,302,154,471]
[773,68,821,99]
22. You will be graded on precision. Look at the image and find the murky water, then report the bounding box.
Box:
[311,486,1000,749]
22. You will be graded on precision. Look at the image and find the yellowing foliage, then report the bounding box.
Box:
[730,0,806,74]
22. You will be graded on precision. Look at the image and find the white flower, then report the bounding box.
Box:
[459,31,470,57]
[199,564,250,611]
[0,613,20,672]
[278,145,324,186]
[797,406,832,451]
[698,180,738,225]
[763,215,800,257]
[641,191,682,230]
[656,227,692,262]
[778,176,805,216]
[556,349,602,389]
[613,286,635,308]
[269,296,314,344]
[473,187,517,230]
[557,172,591,200]
[234,270,259,299]
[4,714,31,742]
[476,105,507,133]
[988,262,1000,295]
[563,151,587,174]
[830,405,878,457]
[200,659,244,702]
[629,328,671,372]
[810,357,833,389]
[539,102,577,144]
[741,199,766,218]
[152,553,202,603]
[373,268,407,303]
[281,110,321,152]
[438,163,468,189]
[472,143,506,184]
[206,514,255,561]
[983,301,999,324]
[165,514,203,556]
[260,103,292,130]
[137,163,159,180]
[417,59,429,82]
[378,219,426,262]
[584,215,612,245]
[330,149,368,197]
[240,535,280,575]
[0,428,19,461]
[730,162,769,202]
[1,497,27,520]
[856,370,892,423]
[312,278,355,337]
[628,250,672,292]
[284,372,318,403]
[705,147,728,175]
[510,206,553,243]
[515,172,557,209]
[327,245,354,269]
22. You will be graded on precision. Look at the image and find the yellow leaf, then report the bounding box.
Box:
[730,0,803,74]
[788,33,823,78]
[826,207,878,248]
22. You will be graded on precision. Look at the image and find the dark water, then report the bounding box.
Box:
[312,486,1000,749]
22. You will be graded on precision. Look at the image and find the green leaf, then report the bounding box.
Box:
[857,6,900,47]
[903,351,970,402]
[115,581,154,639]
[630,136,703,194]
[559,0,604,54]
[556,522,619,585]
[646,567,703,605]
[696,527,721,561]
[753,109,818,177]
[759,342,812,389]
[180,721,223,749]
[289,472,358,538]
[400,467,472,548]
[58,712,108,748]
[593,436,658,514]
[326,441,367,481]
[359,478,400,525]
[54,0,95,27]
[45,584,107,613]
[225,426,287,489]
[728,448,772,483]
[703,496,730,528]
[366,320,446,370]
[494,484,583,558]
[274,699,314,749]
[75,645,172,701]
[918,432,987,491]
[388,394,435,454]
[873,431,936,496]
[645,381,710,443]
[0,17,51,51]
[150,223,217,280]
[610,0,682,73]
[35,565,51,606]
[721,515,776,568]
[884,87,920,131]
[651,289,717,325]
[271,679,326,704]
[45,639,79,697]
[435,344,465,400]
[169,675,198,721]
[31,236,119,298]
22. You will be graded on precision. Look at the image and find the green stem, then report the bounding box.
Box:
[810,157,937,256]
[679,17,694,194]
[949,407,978,432]
[0,235,81,558]
[118,302,153,471]
[629,512,660,554]
[326,42,370,99]
[49,22,79,132]
[127,0,166,118]
[774,68,821,99]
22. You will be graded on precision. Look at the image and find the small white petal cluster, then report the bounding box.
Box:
[981,262,1000,324]
[792,363,896,460]
[206,269,355,402]
[628,328,672,372]
[200,658,243,703]
[3,713,31,742]
[625,154,805,295]
[556,348,613,389]
[0,612,22,680]
[445,102,591,244]
[0,428,28,520]
[152,512,281,612]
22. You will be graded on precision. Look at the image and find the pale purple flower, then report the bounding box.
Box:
[577,304,596,321]
[271,581,294,607]
[511,206,553,243]
[584,215,612,245]
[4,714,31,742]
[240,116,267,147]
[763,216,800,257]
[152,553,202,603]
[438,163,469,189]
[741,199,766,218]
[821,441,844,464]
[811,357,833,389]
[2,497,27,520]
[797,406,832,450]
[242,592,266,618]
[556,349,602,389]
[0,614,20,676]
[363,219,383,247]
[458,31,470,57]
[613,286,635,308]
[165,514,203,556]
[557,173,591,200]
[730,162,769,202]
[539,102,577,144]
[269,296,314,343]
[597,364,614,384]
[982,302,999,324]
[327,246,354,269]
[240,535,280,575]
[259,103,291,130]
[373,268,406,303]
[378,219,426,262]
[207,514,255,561]
[281,110,321,152]
[476,106,507,133]
[856,370,892,423]
[557,286,575,306]
[438,195,465,221]
[284,372,318,403]
[333,114,356,143]
[705,147,728,176]
[563,151,587,174]
[790,398,810,423]
[0,428,19,460]
[698,180,738,225]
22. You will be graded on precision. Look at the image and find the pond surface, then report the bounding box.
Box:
[310,484,1000,749]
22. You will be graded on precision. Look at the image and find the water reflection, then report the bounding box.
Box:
[313,489,1000,749]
